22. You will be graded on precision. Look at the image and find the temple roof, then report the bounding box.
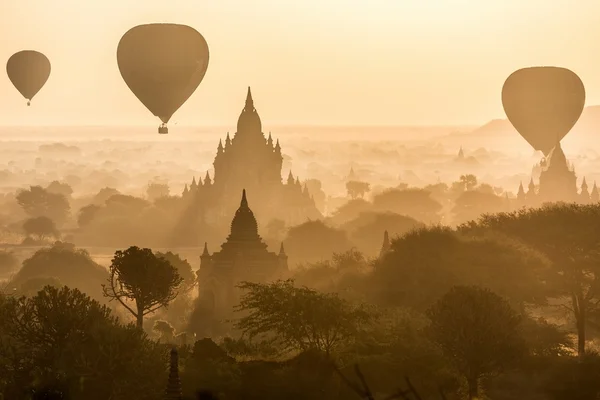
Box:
[236,87,262,135]
[228,189,260,242]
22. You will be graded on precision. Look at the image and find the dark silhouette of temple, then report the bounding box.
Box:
[182,87,321,227]
[515,143,597,207]
[379,230,391,258]
[191,189,288,336]
[165,347,182,400]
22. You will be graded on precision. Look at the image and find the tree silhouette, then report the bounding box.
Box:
[235,279,374,356]
[426,285,525,400]
[16,186,70,224]
[346,181,371,199]
[23,216,59,241]
[103,246,183,328]
[76,204,101,228]
[460,203,600,357]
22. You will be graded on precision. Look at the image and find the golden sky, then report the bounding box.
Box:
[0,0,599,126]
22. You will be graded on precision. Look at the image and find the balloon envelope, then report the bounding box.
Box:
[117,23,209,124]
[502,67,585,156]
[6,50,51,103]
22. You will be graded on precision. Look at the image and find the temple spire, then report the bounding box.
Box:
[164,347,182,399]
[380,231,391,258]
[245,87,254,111]
[279,242,286,256]
[241,189,248,208]
[202,242,209,257]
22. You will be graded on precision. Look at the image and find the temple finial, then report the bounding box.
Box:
[165,347,182,399]
[245,87,254,110]
[241,189,248,208]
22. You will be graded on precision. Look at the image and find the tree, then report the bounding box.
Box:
[346,181,371,199]
[153,319,175,343]
[77,204,101,228]
[22,216,58,241]
[341,211,423,256]
[451,190,505,225]
[146,182,170,202]
[459,174,478,191]
[155,251,196,292]
[426,286,526,399]
[284,220,354,264]
[371,226,549,313]
[372,188,442,223]
[16,186,70,224]
[1,285,166,399]
[330,198,374,225]
[460,203,600,357]
[0,250,19,277]
[10,242,109,302]
[46,181,74,198]
[91,187,120,205]
[235,279,374,356]
[102,246,183,328]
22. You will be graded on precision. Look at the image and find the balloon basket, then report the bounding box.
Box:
[27,101,30,106]
[158,125,169,134]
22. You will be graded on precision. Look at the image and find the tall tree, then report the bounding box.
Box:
[235,279,374,356]
[22,216,59,241]
[346,181,371,199]
[426,285,525,400]
[460,203,600,357]
[102,246,183,328]
[16,186,70,224]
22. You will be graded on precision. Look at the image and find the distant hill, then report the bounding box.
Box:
[442,105,600,154]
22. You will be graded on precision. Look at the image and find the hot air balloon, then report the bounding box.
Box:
[117,23,209,134]
[6,50,51,106]
[501,67,585,156]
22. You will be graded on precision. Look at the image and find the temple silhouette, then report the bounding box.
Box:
[515,143,598,207]
[182,87,321,228]
[190,189,288,336]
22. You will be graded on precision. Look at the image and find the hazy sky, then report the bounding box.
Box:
[1,0,599,126]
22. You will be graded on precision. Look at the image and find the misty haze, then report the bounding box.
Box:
[1,1,600,400]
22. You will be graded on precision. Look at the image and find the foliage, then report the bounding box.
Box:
[460,203,600,356]
[102,246,184,328]
[0,250,19,277]
[346,180,371,199]
[372,226,550,312]
[235,279,375,355]
[452,190,506,225]
[284,220,354,264]
[0,286,166,400]
[426,285,526,399]
[23,216,59,241]
[46,181,74,198]
[10,242,108,302]
[155,251,195,291]
[153,319,175,343]
[372,188,442,223]
[341,211,423,256]
[16,186,70,224]
[76,204,101,228]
